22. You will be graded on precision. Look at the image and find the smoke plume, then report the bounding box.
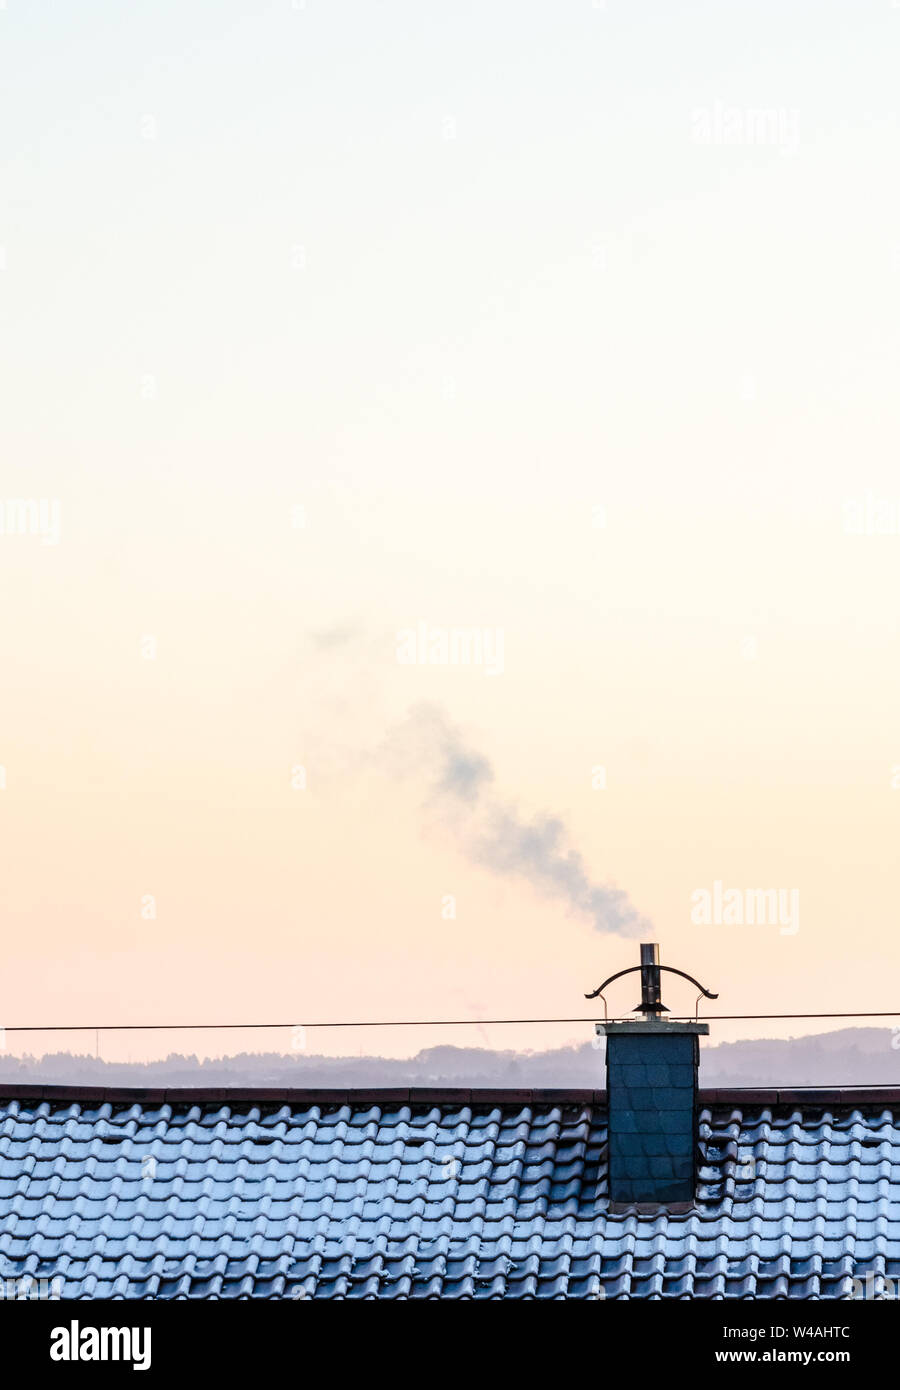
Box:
[386,703,649,937]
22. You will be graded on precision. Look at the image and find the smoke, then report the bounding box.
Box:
[385,704,650,938]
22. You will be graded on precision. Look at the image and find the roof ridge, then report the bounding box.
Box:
[0,1084,899,1105]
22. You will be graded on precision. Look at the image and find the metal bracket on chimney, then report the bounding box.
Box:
[585,943,718,1019]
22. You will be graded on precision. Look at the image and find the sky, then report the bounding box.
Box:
[1,1,899,1069]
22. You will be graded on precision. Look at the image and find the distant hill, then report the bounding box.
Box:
[0,1027,896,1088]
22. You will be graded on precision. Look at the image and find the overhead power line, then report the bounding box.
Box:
[2,1011,900,1033]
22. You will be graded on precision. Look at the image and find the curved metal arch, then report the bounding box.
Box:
[584,965,641,1001]
[655,965,718,1001]
[584,964,718,1003]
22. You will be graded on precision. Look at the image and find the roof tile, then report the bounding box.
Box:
[1,1087,898,1298]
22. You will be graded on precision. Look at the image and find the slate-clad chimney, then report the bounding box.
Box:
[588,944,717,1209]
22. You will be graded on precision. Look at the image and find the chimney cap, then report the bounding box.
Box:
[595,1018,709,1036]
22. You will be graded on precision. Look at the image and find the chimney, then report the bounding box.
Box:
[588,944,717,1210]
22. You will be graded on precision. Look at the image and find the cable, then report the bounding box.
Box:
[2,1010,900,1032]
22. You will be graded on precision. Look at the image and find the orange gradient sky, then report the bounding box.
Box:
[1,0,899,1064]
